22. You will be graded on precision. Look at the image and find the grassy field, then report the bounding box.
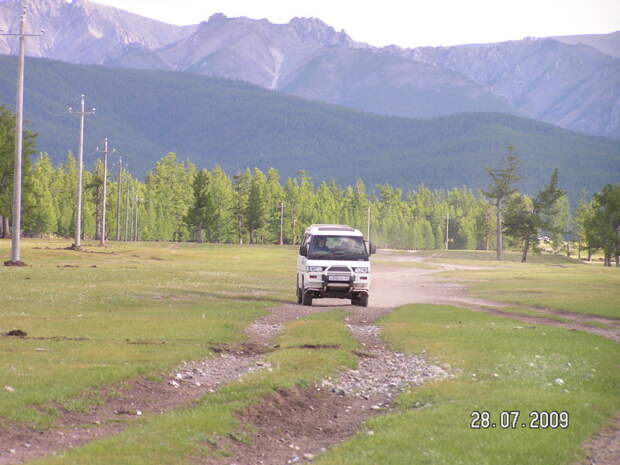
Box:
[314,304,620,465]
[2,241,618,464]
[0,239,295,426]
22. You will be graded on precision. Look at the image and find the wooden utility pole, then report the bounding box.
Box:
[115,156,122,240]
[445,213,450,250]
[68,95,95,249]
[124,177,131,242]
[96,138,114,247]
[133,192,139,242]
[279,202,284,245]
[2,8,42,265]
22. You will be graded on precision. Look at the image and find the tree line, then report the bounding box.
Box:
[0,105,618,265]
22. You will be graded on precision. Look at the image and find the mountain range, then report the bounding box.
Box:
[1,0,619,138]
[1,55,618,199]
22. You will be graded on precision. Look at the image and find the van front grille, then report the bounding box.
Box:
[328,266,350,272]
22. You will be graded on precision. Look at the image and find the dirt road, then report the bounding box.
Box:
[369,255,620,343]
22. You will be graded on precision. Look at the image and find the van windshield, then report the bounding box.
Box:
[308,235,368,261]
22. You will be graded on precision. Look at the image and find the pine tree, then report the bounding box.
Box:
[588,184,620,266]
[574,191,594,260]
[233,169,251,244]
[483,145,521,260]
[185,169,210,242]
[504,169,565,262]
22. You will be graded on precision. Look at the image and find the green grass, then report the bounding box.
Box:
[31,310,358,465]
[314,304,620,465]
[0,239,296,426]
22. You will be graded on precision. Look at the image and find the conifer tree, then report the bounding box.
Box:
[504,169,565,262]
[483,145,521,260]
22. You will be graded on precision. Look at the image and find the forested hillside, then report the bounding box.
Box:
[0,55,619,197]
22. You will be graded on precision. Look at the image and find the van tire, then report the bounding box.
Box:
[302,292,313,306]
[352,295,369,307]
[296,276,303,304]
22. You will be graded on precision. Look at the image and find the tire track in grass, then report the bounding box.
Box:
[0,305,335,465]
[210,306,448,465]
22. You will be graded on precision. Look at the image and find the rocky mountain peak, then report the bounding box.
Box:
[207,12,227,24]
[288,16,352,45]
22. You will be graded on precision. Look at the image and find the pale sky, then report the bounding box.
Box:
[93,0,620,47]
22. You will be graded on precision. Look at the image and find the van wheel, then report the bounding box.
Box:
[296,286,302,304]
[351,296,360,306]
[358,295,369,307]
[302,292,313,306]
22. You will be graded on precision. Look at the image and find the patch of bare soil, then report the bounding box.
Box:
[579,413,620,465]
[208,387,379,465]
[3,261,28,267]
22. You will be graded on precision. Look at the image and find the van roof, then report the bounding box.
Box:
[304,224,364,237]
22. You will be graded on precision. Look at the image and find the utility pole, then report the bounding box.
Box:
[124,175,131,242]
[95,138,114,247]
[134,192,139,242]
[115,156,122,241]
[2,8,43,265]
[68,95,95,249]
[279,202,284,245]
[445,213,450,250]
[367,205,371,241]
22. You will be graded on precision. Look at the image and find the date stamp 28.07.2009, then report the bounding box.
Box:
[470,410,569,429]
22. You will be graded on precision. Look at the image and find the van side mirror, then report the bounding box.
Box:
[370,243,377,255]
[299,245,307,257]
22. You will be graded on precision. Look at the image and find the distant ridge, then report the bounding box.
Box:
[0,0,618,138]
[0,55,618,198]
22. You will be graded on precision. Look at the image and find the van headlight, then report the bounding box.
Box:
[307,266,324,272]
[354,267,369,273]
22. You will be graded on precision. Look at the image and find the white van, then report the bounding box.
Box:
[296,224,376,307]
